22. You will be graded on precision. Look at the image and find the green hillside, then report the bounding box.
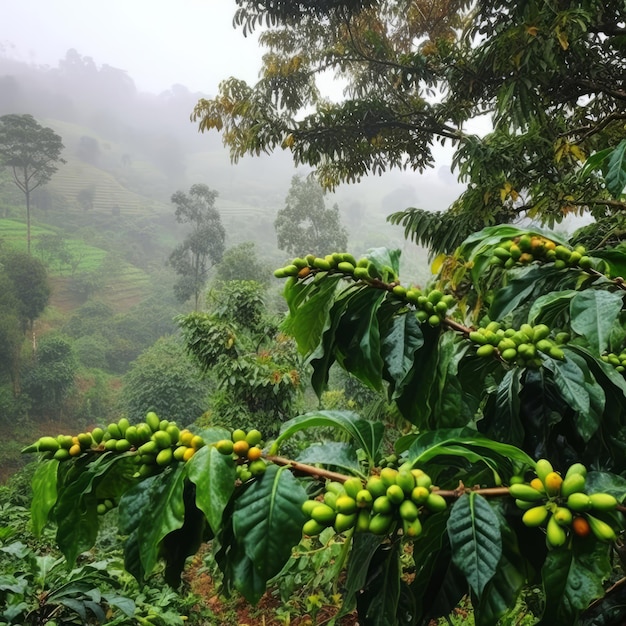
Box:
[0,219,150,314]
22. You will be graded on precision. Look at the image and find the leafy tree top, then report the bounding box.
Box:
[0,114,65,193]
[168,184,226,309]
[193,0,626,253]
[0,250,50,332]
[275,174,348,256]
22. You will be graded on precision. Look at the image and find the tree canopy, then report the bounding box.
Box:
[168,183,226,309]
[275,174,348,256]
[0,250,51,332]
[193,0,626,254]
[0,114,65,254]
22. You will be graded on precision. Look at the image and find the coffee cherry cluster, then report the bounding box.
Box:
[395,287,457,327]
[274,253,458,327]
[511,459,619,548]
[470,321,565,367]
[601,349,626,374]
[274,253,398,284]
[490,235,592,271]
[301,466,447,539]
[22,411,206,479]
[214,428,267,482]
[96,498,117,515]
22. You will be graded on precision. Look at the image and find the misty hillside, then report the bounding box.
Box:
[0,48,461,306]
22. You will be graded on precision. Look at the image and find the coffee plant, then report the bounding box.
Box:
[23,225,626,625]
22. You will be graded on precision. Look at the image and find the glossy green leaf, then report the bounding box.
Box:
[161,482,208,586]
[491,368,524,446]
[54,454,133,565]
[590,245,626,281]
[339,533,386,617]
[570,289,624,355]
[283,273,342,354]
[605,139,626,198]
[407,429,534,472]
[296,442,361,473]
[585,470,626,500]
[394,325,442,428]
[336,288,386,391]
[272,410,384,465]
[381,309,424,398]
[447,493,502,598]
[232,465,307,601]
[543,357,602,441]
[118,464,187,579]
[409,512,450,622]
[357,543,401,626]
[309,286,360,396]
[490,266,559,320]
[539,541,612,625]
[30,459,59,536]
[429,333,469,428]
[366,247,402,276]
[528,290,576,326]
[474,509,527,626]
[186,444,236,534]
[579,147,612,180]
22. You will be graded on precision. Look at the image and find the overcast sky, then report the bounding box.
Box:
[0,0,261,94]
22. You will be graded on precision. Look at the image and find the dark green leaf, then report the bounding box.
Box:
[357,543,401,626]
[491,368,524,446]
[474,509,527,625]
[272,410,384,466]
[407,430,534,472]
[309,286,357,396]
[30,459,59,536]
[528,290,576,326]
[539,541,612,625]
[339,533,386,616]
[118,465,187,580]
[605,139,626,198]
[283,273,342,354]
[186,445,236,534]
[232,465,307,601]
[410,512,450,622]
[296,442,361,473]
[490,266,558,320]
[337,289,386,391]
[366,247,402,276]
[543,357,602,441]
[381,313,423,398]
[447,493,502,598]
[54,454,133,565]
[570,290,624,355]
[585,471,626,500]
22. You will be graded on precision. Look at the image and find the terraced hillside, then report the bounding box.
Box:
[0,219,150,314]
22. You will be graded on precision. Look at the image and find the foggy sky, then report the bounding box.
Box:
[0,0,261,95]
[0,0,467,213]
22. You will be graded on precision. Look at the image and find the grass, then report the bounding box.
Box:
[0,218,106,274]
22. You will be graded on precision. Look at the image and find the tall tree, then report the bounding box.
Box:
[0,114,65,254]
[168,184,226,309]
[0,250,51,333]
[193,0,626,253]
[275,175,348,256]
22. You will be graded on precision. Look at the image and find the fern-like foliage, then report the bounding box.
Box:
[386,207,488,258]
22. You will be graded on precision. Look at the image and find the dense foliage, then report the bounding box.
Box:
[168,184,225,310]
[21,225,626,625]
[193,0,626,252]
[275,175,348,256]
